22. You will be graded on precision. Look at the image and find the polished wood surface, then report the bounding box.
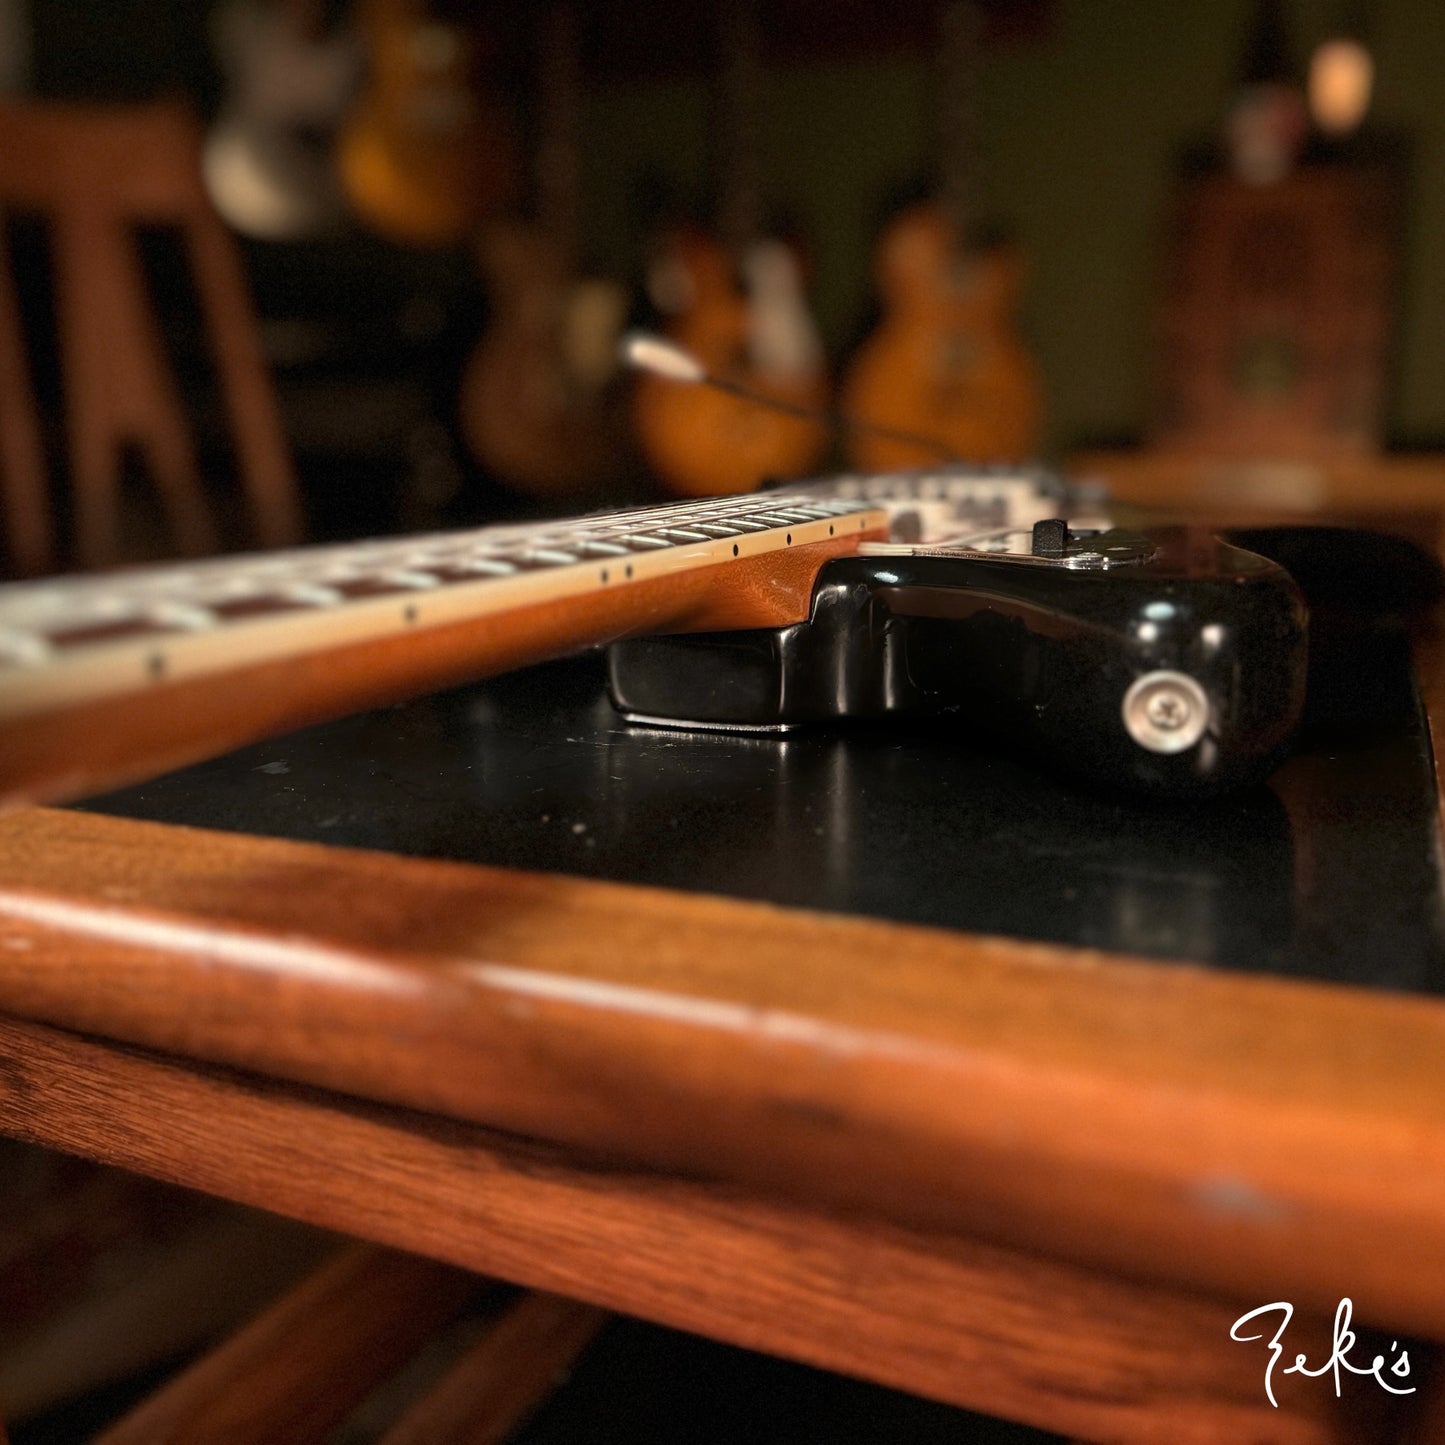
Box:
[1,803,1444,1352]
[1074,448,1445,530]
[3,485,1443,1438]
[0,1016,1387,1444]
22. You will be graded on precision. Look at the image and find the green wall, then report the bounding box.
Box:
[580,0,1445,458]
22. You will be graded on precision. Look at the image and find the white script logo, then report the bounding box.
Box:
[1230,1298,1414,1408]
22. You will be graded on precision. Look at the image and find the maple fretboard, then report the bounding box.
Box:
[0,490,888,807]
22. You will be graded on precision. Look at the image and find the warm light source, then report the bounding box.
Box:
[1309,36,1375,135]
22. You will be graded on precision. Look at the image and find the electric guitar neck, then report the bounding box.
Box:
[840,0,1041,471]
[0,490,890,809]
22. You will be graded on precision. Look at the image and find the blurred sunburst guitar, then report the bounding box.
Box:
[841,0,1041,471]
[460,3,632,499]
[338,0,516,246]
[631,0,828,496]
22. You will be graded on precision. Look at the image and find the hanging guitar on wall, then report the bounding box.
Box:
[202,0,361,242]
[840,0,1042,471]
[630,0,829,497]
[458,3,633,500]
[337,0,517,247]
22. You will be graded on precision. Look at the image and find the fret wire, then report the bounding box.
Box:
[146,603,220,631]
[281,585,345,606]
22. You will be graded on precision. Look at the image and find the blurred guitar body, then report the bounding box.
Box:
[203,0,360,241]
[631,0,827,497]
[338,0,516,247]
[633,228,827,497]
[841,2,1041,471]
[463,231,630,498]
[461,4,631,499]
[840,206,1039,471]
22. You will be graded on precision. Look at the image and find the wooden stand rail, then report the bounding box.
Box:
[0,1015,1394,1444]
[2,806,1445,1342]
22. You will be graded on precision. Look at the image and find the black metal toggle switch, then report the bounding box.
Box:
[1031,518,1069,558]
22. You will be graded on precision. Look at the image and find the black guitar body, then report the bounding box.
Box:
[610,523,1317,799]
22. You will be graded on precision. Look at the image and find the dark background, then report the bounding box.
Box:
[10,0,1443,538]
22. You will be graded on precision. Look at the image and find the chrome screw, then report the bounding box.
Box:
[1122,672,1209,754]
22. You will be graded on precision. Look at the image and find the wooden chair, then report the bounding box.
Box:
[0,100,303,576]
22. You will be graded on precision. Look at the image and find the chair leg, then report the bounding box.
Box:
[0,229,53,576]
[54,210,217,566]
[52,210,129,569]
[187,210,303,548]
[101,221,217,559]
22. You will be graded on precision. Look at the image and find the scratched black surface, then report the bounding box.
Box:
[81,607,1445,994]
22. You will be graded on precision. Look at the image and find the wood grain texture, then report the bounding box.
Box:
[0,1016,1395,1445]
[96,1244,481,1445]
[1,806,1445,1345]
[378,1292,606,1445]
